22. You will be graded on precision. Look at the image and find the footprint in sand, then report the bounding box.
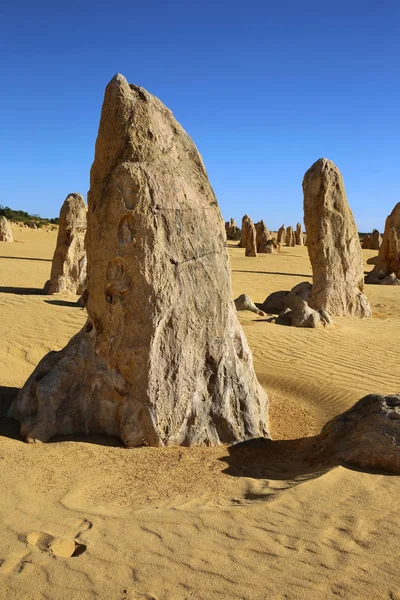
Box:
[26,530,86,558]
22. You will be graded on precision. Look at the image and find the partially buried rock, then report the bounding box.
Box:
[0,216,13,242]
[10,74,269,447]
[234,294,264,316]
[365,203,400,285]
[295,222,304,245]
[303,158,371,317]
[315,393,400,473]
[43,194,87,295]
[285,225,295,247]
[264,237,281,254]
[277,225,286,245]
[362,229,382,250]
[255,220,270,253]
[242,215,257,257]
[225,218,240,240]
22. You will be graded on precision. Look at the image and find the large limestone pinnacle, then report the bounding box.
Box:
[303,158,371,318]
[44,193,87,295]
[10,74,269,447]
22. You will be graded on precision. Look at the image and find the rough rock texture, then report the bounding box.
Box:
[281,293,333,328]
[285,226,295,247]
[43,194,87,295]
[264,238,281,254]
[0,216,13,242]
[255,220,270,253]
[234,294,264,316]
[10,74,269,447]
[362,229,382,250]
[303,159,371,317]
[295,222,304,245]
[365,203,400,284]
[242,216,257,257]
[315,393,400,473]
[277,225,286,245]
[225,218,241,241]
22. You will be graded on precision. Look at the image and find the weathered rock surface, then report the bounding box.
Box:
[10,74,269,447]
[365,203,400,284]
[303,158,371,317]
[277,225,286,245]
[242,215,257,257]
[285,226,295,247]
[225,218,241,240]
[234,294,265,316]
[0,216,13,242]
[295,222,304,245]
[262,281,331,328]
[362,229,382,250]
[255,220,270,253]
[315,393,400,473]
[43,194,87,295]
[264,238,281,254]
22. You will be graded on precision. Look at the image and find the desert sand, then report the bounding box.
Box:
[1,227,399,600]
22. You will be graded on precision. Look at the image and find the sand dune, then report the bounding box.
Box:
[0,229,399,599]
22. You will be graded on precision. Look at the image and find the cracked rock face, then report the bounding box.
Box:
[44,194,87,295]
[0,216,13,242]
[303,159,371,317]
[316,394,400,473]
[366,203,400,283]
[255,220,269,253]
[10,74,269,447]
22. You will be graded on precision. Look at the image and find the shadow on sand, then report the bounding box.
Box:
[44,300,81,308]
[0,255,51,262]
[0,286,43,295]
[232,270,312,278]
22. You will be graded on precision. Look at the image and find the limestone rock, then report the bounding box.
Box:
[225,218,241,241]
[365,203,400,284]
[0,216,13,242]
[43,194,87,295]
[261,290,289,314]
[242,215,257,257]
[264,237,281,254]
[255,220,270,253]
[10,74,269,447]
[277,225,286,245]
[316,393,400,473]
[285,225,295,247]
[362,229,382,250]
[295,222,304,245]
[234,294,264,316]
[281,293,333,328]
[303,158,371,317]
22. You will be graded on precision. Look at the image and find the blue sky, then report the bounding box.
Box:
[0,0,399,231]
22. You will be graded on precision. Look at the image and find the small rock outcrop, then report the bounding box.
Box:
[295,222,304,245]
[225,218,241,240]
[255,220,270,253]
[264,238,281,254]
[277,225,286,245]
[0,216,13,242]
[10,74,269,447]
[235,294,264,316]
[362,229,382,250]
[285,226,295,247]
[365,203,400,285]
[303,158,371,317]
[43,194,87,295]
[242,215,257,257]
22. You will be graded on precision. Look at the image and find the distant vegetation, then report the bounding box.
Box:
[0,205,59,228]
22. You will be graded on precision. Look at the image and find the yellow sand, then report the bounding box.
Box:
[0,228,399,600]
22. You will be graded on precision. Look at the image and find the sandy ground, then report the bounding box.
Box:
[0,228,399,600]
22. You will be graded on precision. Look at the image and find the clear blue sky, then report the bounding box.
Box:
[1,0,399,231]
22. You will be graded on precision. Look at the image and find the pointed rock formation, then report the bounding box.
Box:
[285,225,295,247]
[43,194,87,295]
[0,216,13,242]
[303,158,371,317]
[295,222,304,245]
[277,225,286,245]
[242,215,257,257]
[362,229,382,250]
[366,203,400,284]
[255,220,270,253]
[225,218,240,241]
[10,74,269,447]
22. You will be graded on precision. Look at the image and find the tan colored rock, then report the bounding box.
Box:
[43,194,87,295]
[362,229,382,250]
[277,225,286,245]
[234,294,264,316]
[295,222,304,245]
[225,218,240,240]
[10,74,269,447]
[264,237,281,254]
[285,225,295,247]
[303,158,371,317]
[366,203,400,284]
[0,216,13,242]
[242,215,257,257]
[239,214,250,248]
[255,220,270,253]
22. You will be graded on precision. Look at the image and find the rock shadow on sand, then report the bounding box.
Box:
[232,270,312,278]
[0,286,44,295]
[44,299,82,308]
